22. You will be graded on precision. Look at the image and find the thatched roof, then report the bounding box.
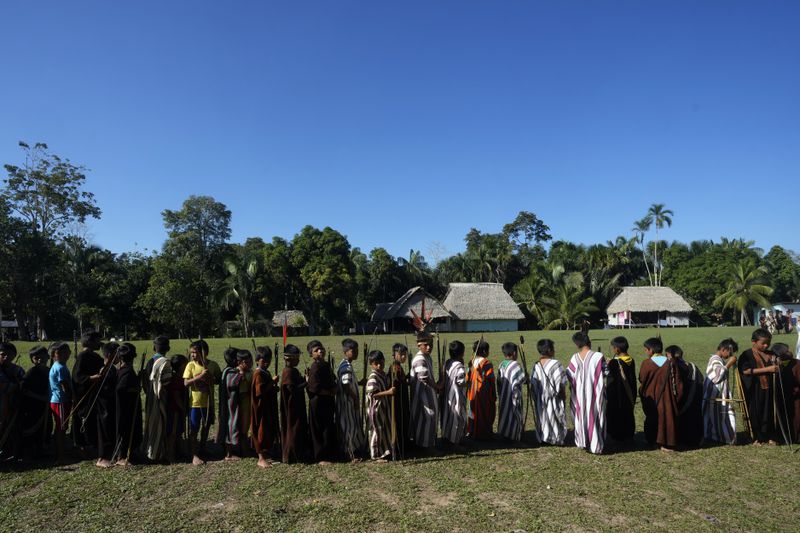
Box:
[382,287,451,320]
[271,310,308,327]
[606,287,693,314]
[442,283,524,321]
[371,303,393,322]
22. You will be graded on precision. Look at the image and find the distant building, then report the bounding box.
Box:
[753,302,799,328]
[441,282,524,332]
[607,286,693,328]
[271,310,309,336]
[371,287,450,333]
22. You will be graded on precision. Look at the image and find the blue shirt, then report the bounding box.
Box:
[651,355,667,368]
[49,361,71,403]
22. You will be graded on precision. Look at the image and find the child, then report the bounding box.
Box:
[280,344,310,463]
[738,328,778,445]
[217,347,239,448]
[95,342,119,468]
[466,340,496,441]
[497,342,525,443]
[388,343,411,458]
[71,331,104,454]
[410,332,439,451]
[531,339,567,445]
[166,353,188,463]
[49,342,72,464]
[224,350,253,460]
[21,346,51,459]
[0,342,24,460]
[306,340,337,464]
[193,340,221,454]
[365,350,394,461]
[251,346,279,468]
[566,332,607,454]
[702,338,739,445]
[115,343,142,466]
[143,336,173,462]
[336,338,365,461]
[183,341,213,465]
[638,337,667,447]
[773,343,799,444]
[440,340,467,449]
[606,336,636,444]
[671,345,703,449]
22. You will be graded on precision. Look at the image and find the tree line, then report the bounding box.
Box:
[1,142,797,340]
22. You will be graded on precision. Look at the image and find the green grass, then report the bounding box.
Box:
[2,327,798,531]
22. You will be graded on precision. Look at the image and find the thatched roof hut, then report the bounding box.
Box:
[370,303,393,323]
[606,286,693,327]
[375,287,450,332]
[271,310,309,328]
[442,283,524,332]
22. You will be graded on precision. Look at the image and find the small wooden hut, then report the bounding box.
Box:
[606,286,693,328]
[441,283,524,332]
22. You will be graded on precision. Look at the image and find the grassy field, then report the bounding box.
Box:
[2,327,799,531]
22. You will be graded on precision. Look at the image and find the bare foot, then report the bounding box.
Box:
[257,458,271,468]
[317,460,332,466]
[192,455,206,466]
[95,459,113,468]
[660,446,674,453]
[752,441,763,447]
[767,440,778,446]
[115,459,131,467]
[373,458,388,463]
[224,455,241,462]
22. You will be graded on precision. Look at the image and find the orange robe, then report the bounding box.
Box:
[467,357,496,440]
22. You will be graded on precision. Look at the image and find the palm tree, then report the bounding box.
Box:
[399,249,428,286]
[540,271,597,329]
[713,258,773,326]
[647,203,673,286]
[631,217,654,286]
[220,255,260,337]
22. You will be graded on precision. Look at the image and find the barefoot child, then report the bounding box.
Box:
[497,342,525,443]
[388,343,411,458]
[49,342,72,464]
[95,342,119,468]
[21,346,51,459]
[224,350,253,460]
[739,329,779,445]
[280,344,310,463]
[365,350,394,461]
[566,332,607,454]
[702,338,738,445]
[183,342,213,465]
[166,353,188,463]
[307,340,337,464]
[606,336,636,444]
[251,346,279,468]
[336,338,365,461]
[114,343,142,466]
[530,339,567,445]
[467,340,496,441]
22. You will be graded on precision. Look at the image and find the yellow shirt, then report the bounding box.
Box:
[183,360,210,408]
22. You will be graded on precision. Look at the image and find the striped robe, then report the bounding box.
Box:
[497,359,525,441]
[467,357,496,440]
[336,359,365,458]
[703,354,735,445]
[440,359,467,444]
[410,351,438,448]
[366,369,392,459]
[531,359,567,445]
[566,351,607,454]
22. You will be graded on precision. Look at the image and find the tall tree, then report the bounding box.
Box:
[647,203,673,286]
[3,141,101,237]
[219,253,260,337]
[713,258,773,326]
[631,216,654,286]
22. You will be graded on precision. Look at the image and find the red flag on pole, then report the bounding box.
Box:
[282,310,288,347]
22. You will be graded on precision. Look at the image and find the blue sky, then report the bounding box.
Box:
[1,1,798,261]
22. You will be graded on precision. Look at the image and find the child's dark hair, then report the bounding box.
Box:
[81,330,102,347]
[153,335,170,353]
[223,347,239,367]
[751,328,772,342]
[256,346,272,363]
[448,340,465,358]
[118,343,137,364]
[772,343,790,359]
[341,338,358,353]
[643,337,663,354]
[29,345,48,361]
[237,349,253,361]
[571,332,591,348]
[610,336,629,353]
[368,350,385,365]
[472,340,489,357]
[284,344,301,358]
[537,339,555,356]
[665,345,683,359]
[171,353,188,370]
[307,340,323,354]
[717,338,739,353]
[0,342,17,357]
[392,343,408,355]
[501,342,518,357]
[103,342,120,358]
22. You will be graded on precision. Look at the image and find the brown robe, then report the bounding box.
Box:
[306,359,338,462]
[639,357,682,447]
[251,367,279,455]
[280,366,309,463]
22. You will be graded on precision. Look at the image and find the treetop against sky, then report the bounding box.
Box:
[1,1,797,257]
